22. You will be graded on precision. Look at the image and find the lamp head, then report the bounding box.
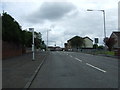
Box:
[87,9,93,11]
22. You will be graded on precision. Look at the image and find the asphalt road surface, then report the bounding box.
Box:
[30,51,118,88]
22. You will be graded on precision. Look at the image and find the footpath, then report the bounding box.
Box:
[2,51,48,88]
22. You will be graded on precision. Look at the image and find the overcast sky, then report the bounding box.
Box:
[0,0,119,47]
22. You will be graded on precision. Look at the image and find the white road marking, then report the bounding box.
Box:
[64,53,106,73]
[86,63,107,73]
[74,57,82,62]
[69,55,73,57]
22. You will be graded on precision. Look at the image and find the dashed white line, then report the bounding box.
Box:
[65,54,106,73]
[65,53,106,73]
[74,57,82,62]
[68,55,82,62]
[86,63,107,73]
[69,55,73,57]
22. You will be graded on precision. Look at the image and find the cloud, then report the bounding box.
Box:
[47,5,118,45]
[2,0,118,47]
[23,1,118,46]
[26,2,76,23]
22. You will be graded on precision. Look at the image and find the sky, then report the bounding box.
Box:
[0,0,119,47]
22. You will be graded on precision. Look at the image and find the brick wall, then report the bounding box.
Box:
[2,41,23,59]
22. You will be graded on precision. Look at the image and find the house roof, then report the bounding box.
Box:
[111,31,120,38]
[67,36,80,42]
[67,36,93,42]
[113,32,120,37]
[83,37,93,42]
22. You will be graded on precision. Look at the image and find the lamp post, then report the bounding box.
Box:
[49,41,56,46]
[29,28,35,61]
[87,9,107,49]
[46,29,51,51]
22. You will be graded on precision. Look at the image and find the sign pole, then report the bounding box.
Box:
[29,28,35,61]
[32,29,35,61]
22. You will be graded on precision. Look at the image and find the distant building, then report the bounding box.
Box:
[48,46,56,51]
[67,40,72,51]
[55,46,62,51]
[110,31,120,49]
[48,46,62,51]
[83,37,93,48]
[65,36,93,51]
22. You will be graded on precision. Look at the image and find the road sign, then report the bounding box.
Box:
[95,38,99,44]
[29,28,34,32]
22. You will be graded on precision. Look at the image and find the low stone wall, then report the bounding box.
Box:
[2,41,23,59]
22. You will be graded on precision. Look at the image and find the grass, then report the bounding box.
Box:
[105,51,115,56]
[92,50,115,56]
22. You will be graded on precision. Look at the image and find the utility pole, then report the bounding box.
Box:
[46,29,51,51]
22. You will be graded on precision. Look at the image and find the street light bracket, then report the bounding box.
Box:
[87,9,93,11]
[87,9,104,12]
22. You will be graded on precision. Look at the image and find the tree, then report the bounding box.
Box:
[22,30,42,48]
[93,44,98,49]
[69,36,84,49]
[104,37,117,51]
[2,12,22,44]
[40,41,46,50]
[21,30,32,47]
[34,32,42,49]
[64,43,68,48]
[64,43,68,51]
[2,12,45,50]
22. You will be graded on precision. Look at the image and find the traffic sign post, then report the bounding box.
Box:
[95,38,99,44]
[29,28,35,61]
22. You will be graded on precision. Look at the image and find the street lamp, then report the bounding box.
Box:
[46,29,51,51]
[87,9,107,49]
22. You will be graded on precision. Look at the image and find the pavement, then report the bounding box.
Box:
[2,51,48,88]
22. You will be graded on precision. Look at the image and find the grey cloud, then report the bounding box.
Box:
[51,11,107,44]
[26,2,76,23]
[24,1,118,46]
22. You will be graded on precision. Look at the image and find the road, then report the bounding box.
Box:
[30,51,118,88]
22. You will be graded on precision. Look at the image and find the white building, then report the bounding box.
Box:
[66,36,93,51]
[83,37,93,48]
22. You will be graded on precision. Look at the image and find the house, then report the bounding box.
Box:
[83,37,93,48]
[65,36,93,51]
[67,40,72,51]
[110,31,120,49]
